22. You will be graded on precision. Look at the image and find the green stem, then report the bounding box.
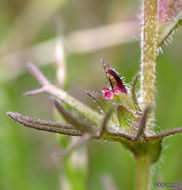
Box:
[47,85,102,125]
[135,155,151,190]
[140,0,158,133]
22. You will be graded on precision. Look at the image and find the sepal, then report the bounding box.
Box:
[116,104,136,128]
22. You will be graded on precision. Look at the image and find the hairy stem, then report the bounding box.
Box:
[140,0,158,132]
[135,155,151,190]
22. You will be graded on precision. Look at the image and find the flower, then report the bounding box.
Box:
[7,62,182,164]
[102,68,127,99]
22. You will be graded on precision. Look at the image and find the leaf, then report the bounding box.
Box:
[136,106,151,139]
[85,90,111,112]
[54,99,97,134]
[99,108,115,137]
[7,112,82,136]
[158,0,182,46]
[147,126,182,140]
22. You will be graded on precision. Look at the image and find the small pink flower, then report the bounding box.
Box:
[102,87,109,93]
[104,91,113,99]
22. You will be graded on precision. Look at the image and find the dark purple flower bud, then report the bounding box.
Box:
[106,69,127,94]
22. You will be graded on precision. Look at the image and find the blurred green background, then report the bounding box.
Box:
[0,0,182,190]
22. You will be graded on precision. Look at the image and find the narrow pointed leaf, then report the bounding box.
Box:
[86,90,111,112]
[54,99,97,134]
[148,127,182,140]
[136,106,151,139]
[7,112,82,136]
[100,108,114,137]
